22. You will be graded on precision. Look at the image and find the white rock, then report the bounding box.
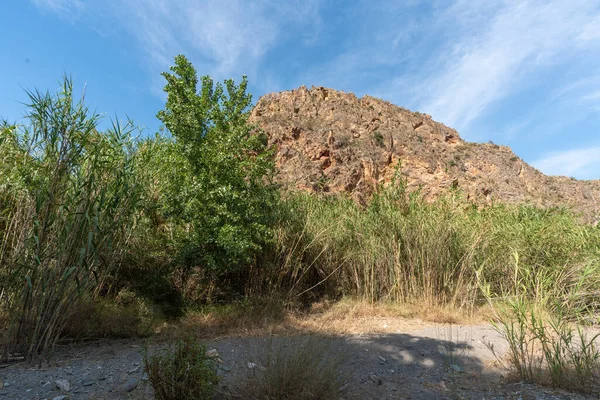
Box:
[120,377,139,393]
[206,348,219,358]
[55,379,70,392]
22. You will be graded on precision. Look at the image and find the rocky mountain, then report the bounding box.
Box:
[250,86,600,222]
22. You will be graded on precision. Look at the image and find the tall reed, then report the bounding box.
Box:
[0,78,139,364]
[264,181,600,312]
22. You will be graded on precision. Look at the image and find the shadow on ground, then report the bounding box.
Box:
[0,324,593,399]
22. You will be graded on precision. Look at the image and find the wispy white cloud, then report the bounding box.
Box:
[415,0,600,130]
[532,147,600,179]
[30,0,323,90]
[31,0,84,19]
[295,0,600,136]
[580,90,600,111]
[28,0,600,166]
[31,0,82,12]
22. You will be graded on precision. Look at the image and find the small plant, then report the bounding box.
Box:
[315,175,330,192]
[373,131,385,148]
[144,336,219,400]
[437,324,472,394]
[232,335,346,400]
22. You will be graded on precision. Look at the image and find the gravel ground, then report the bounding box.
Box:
[0,323,596,400]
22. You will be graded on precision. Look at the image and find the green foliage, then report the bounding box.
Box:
[0,78,140,363]
[144,336,219,400]
[373,131,385,147]
[155,54,278,277]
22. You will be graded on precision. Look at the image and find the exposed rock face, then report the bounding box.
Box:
[250,86,600,222]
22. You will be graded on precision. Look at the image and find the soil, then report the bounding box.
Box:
[0,320,595,400]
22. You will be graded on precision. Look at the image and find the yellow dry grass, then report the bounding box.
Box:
[156,297,490,341]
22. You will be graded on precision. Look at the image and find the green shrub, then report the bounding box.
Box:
[144,336,219,400]
[373,131,385,147]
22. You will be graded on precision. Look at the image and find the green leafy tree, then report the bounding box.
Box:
[156,55,277,277]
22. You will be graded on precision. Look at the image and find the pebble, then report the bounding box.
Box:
[119,377,138,393]
[55,379,70,392]
[369,373,382,385]
[206,349,219,358]
[378,356,387,363]
[127,365,140,374]
[82,381,94,386]
[52,396,69,400]
[450,364,464,373]
[247,362,258,369]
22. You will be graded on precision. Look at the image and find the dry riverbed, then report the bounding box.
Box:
[0,320,595,400]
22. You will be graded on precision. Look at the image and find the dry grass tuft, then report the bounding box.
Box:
[159,298,288,340]
[228,335,347,400]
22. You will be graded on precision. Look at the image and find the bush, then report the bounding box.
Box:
[231,335,346,400]
[144,336,219,400]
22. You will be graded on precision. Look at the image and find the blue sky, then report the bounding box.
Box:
[2,0,600,179]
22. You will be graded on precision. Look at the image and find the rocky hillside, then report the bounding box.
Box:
[250,86,600,222]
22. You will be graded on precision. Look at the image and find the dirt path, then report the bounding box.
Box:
[0,322,594,400]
